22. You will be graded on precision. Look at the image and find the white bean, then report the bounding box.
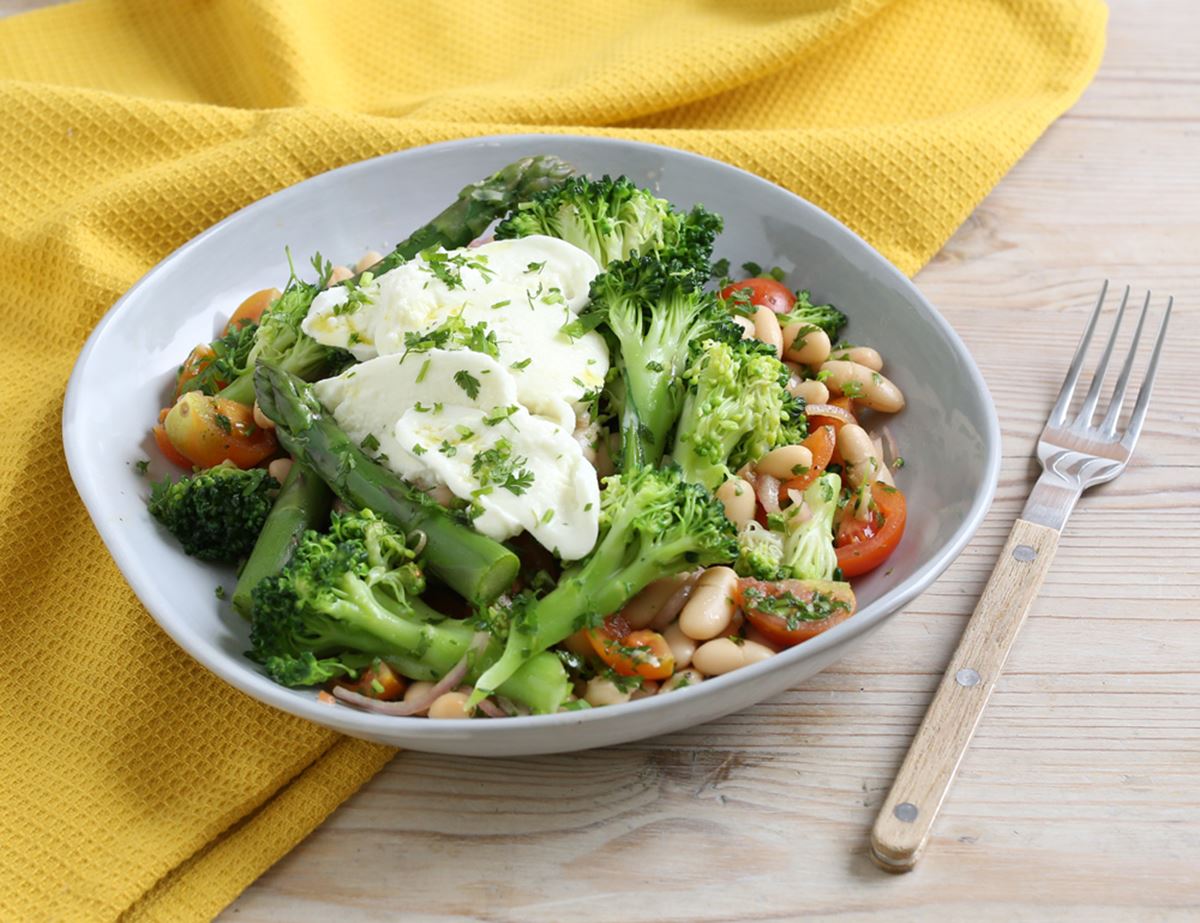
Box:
[830,345,883,371]
[755,444,814,481]
[782,324,831,366]
[678,567,739,641]
[788,375,829,405]
[631,680,660,700]
[659,669,705,693]
[354,250,384,274]
[267,457,293,483]
[662,621,696,670]
[326,265,352,287]
[837,423,894,488]
[427,690,473,719]
[820,360,905,413]
[715,477,756,529]
[691,638,775,675]
[252,401,275,430]
[584,676,633,707]
[622,573,694,630]
[752,305,783,359]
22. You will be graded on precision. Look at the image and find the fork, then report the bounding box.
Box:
[869,281,1173,872]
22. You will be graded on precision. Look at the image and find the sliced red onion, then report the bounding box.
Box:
[755,472,781,514]
[476,698,509,718]
[649,571,701,630]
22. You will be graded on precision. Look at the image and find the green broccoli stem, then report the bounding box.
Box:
[232,463,333,619]
[356,155,575,280]
[253,363,519,605]
[469,532,698,706]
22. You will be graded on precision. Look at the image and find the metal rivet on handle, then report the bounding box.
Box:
[1013,544,1037,562]
[956,668,981,687]
[894,802,919,823]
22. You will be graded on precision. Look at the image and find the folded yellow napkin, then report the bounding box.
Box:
[0,0,1103,918]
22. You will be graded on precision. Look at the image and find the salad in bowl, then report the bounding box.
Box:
[144,155,909,720]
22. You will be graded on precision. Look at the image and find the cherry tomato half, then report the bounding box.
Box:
[736,578,856,648]
[779,425,836,497]
[720,278,796,315]
[162,391,278,469]
[335,659,406,701]
[586,616,675,680]
[222,287,281,336]
[834,482,907,578]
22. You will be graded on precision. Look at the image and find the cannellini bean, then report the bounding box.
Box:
[631,680,660,700]
[354,250,384,274]
[732,315,756,340]
[584,676,633,707]
[402,681,437,714]
[326,265,352,287]
[837,423,894,488]
[424,483,455,507]
[788,375,829,405]
[755,444,814,481]
[662,621,696,670]
[679,567,739,641]
[820,360,905,413]
[267,457,292,482]
[659,669,705,693]
[252,401,275,430]
[623,573,695,630]
[427,690,473,719]
[782,324,831,366]
[830,345,883,371]
[715,477,756,529]
[691,638,775,675]
[752,305,783,359]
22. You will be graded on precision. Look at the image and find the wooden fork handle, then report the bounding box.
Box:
[870,517,1060,872]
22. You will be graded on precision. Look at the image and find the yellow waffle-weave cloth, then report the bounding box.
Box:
[0,0,1104,919]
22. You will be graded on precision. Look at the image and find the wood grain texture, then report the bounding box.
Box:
[232,2,1200,920]
[4,0,1193,918]
[872,518,1061,871]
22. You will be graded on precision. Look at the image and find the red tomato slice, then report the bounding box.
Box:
[222,287,280,336]
[586,618,675,680]
[335,659,406,701]
[835,482,907,578]
[736,578,856,648]
[720,278,796,315]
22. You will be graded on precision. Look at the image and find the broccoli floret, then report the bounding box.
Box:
[178,319,259,397]
[248,509,570,713]
[778,289,848,342]
[469,465,738,705]
[495,175,722,283]
[735,520,784,580]
[777,472,841,581]
[673,337,808,490]
[218,255,350,404]
[148,462,279,562]
[579,256,737,469]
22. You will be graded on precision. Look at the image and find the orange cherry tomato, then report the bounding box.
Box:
[222,287,280,336]
[586,616,675,681]
[720,278,796,315]
[335,659,406,701]
[175,344,218,398]
[805,401,856,434]
[779,425,836,497]
[736,578,856,649]
[835,482,907,578]
[162,392,277,469]
[152,421,192,468]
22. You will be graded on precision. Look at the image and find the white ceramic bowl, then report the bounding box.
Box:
[64,135,1000,757]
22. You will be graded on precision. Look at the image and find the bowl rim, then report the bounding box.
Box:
[63,133,1001,741]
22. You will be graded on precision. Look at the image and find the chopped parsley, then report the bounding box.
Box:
[483,404,520,427]
[438,440,457,457]
[510,357,532,371]
[453,369,481,399]
[415,358,431,383]
[360,433,380,453]
[134,459,150,475]
[471,438,535,495]
[214,413,232,434]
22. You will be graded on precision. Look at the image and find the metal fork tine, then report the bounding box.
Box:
[1120,295,1173,451]
[1099,290,1152,438]
[1048,280,1108,428]
[1075,285,1130,428]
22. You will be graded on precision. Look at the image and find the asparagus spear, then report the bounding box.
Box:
[219,155,575,405]
[231,462,333,619]
[252,362,520,605]
[359,154,575,279]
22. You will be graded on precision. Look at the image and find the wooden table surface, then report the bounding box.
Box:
[221,5,1198,920]
[7,0,1195,919]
